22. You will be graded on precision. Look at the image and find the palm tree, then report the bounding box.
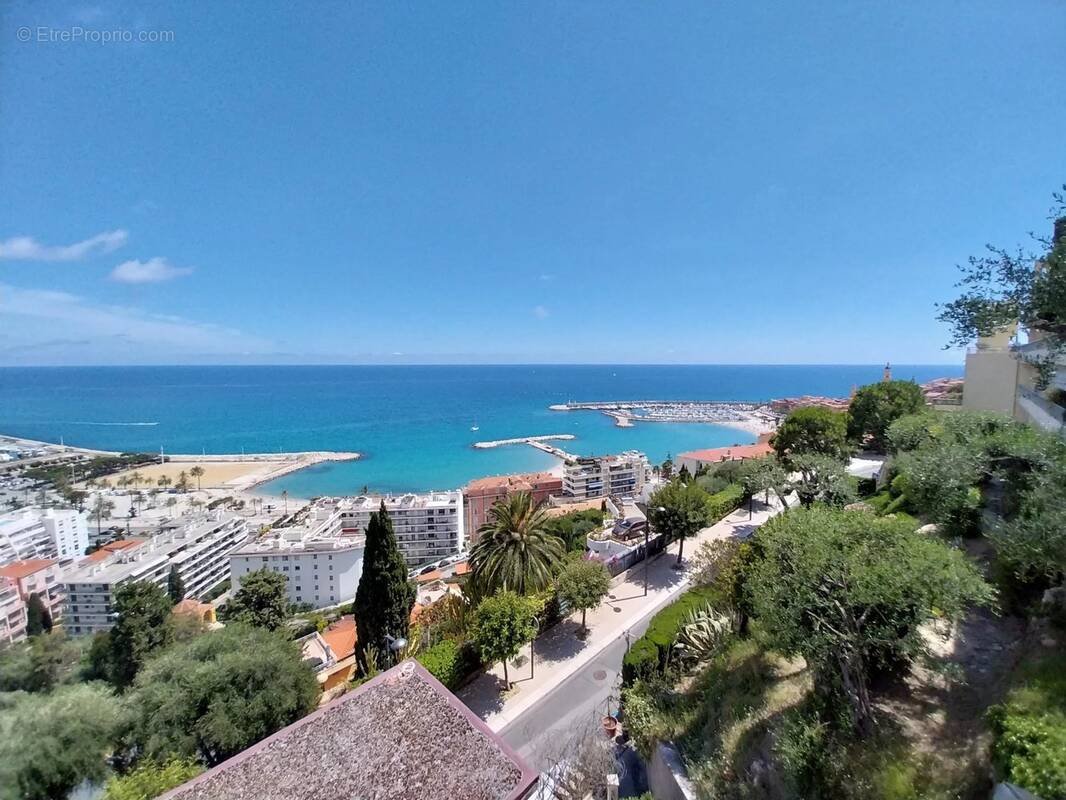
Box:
[129,470,144,488]
[157,474,172,490]
[176,470,190,493]
[189,465,205,491]
[469,492,564,596]
[91,495,115,539]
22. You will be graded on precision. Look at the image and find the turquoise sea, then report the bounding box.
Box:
[0,365,962,497]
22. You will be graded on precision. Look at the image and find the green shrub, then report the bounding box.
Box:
[706,484,745,520]
[621,638,660,685]
[622,587,717,684]
[867,491,893,513]
[416,639,481,691]
[856,477,878,498]
[988,651,1066,799]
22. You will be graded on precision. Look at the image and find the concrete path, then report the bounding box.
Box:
[458,496,787,732]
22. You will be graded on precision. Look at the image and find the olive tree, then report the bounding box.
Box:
[745,507,992,737]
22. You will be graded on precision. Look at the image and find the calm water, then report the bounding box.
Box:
[0,365,961,496]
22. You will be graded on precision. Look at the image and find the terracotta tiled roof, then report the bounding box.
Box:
[454,561,471,576]
[321,616,357,661]
[0,559,56,580]
[679,442,774,463]
[416,569,443,583]
[84,539,143,563]
[464,472,561,493]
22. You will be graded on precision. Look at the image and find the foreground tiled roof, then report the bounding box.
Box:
[159,660,538,800]
[464,472,561,493]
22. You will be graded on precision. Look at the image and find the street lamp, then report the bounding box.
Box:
[646,506,666,595]
[528,614,539,680]
[383,634,407,667]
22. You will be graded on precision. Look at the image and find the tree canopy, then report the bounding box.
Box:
[556,558,611,635]
[744,507,992,736]
[224,568,290,631]
[25,593,52,637]
[846,380,926,451]
[471,590,540,689]
[648,480,713,565]
[107,581,174,689]
[0,684,121,800]
[120,624,319,766]
[938,196,1066,387]
[772,406,851,466]
[352,503,416,665]
[470,492,564,595]
[167,565,185,605]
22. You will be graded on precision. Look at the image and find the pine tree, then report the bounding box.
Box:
[167,565,185,604]
[352,502,415,668]
[26,593,53,636]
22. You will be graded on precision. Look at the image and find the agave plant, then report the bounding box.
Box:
[673,603,736,665]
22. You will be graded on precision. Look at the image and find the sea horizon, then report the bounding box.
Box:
[0,363,963,496]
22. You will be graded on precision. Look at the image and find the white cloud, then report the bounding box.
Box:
[0,283,271,364]
[110,257,194,284]
[0,229,128,261]
[533,305,550,319]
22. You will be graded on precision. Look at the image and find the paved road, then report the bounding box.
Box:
[500,588,670,788]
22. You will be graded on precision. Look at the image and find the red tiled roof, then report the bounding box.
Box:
[416,569,443,583]
[0,559,56,580]
[85,539,143,562]
[464,471,561,493]
[321,615,357,661]
[679,442,774,463]
[453,561,471,576]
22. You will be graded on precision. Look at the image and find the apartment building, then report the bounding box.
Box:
[0,559,65,625]
[0,576,26,644]
[230,525,365,609]
[63,513,248,636]
[462,471,562,537]
[0,507,88,565]
[312,492,465,567]
[562,451,649,500]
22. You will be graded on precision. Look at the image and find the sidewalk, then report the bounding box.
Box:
[458,497,786,731]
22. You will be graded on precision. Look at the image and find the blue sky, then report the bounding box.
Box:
[1,1,1064,366]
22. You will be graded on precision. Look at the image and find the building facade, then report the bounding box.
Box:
[0,576,26,644]
[63,513,248,636]
[0,559,65,625]
[229,526,365,609]
[0,507,89,565]
[562,452,649,500]
[462,472,562,538]
[313,492,465,566]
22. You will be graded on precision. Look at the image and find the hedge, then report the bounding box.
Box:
[416,639,482,691]
[706,484,745,521]
[622,586,716,685]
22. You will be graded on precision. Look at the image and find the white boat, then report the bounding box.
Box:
[470,424,480,432]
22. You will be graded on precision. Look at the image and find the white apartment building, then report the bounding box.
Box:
[230,526,365,609]
[63,513,248,636]
[562,451,650,500]
[313,491,465,566]
[0,507,89,565]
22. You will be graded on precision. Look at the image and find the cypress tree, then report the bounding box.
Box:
[26,593,53,636]
[167,565,185,604]
[352,502,415,668]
